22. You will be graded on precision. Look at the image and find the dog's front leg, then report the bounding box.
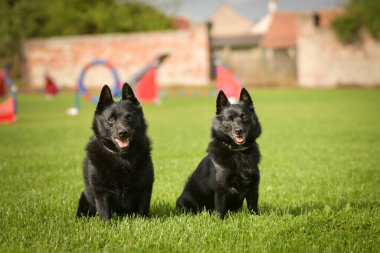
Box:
[136,186,153,217]
[214,190,226,219]
[94,193,111,221]
[246,182,259,215]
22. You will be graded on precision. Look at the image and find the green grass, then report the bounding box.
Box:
[0,89,379,252]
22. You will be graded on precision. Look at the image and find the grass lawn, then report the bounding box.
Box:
[0,88,379,252]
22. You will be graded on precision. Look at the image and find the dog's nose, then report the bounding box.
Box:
[234,129,243,135]
[118,129,129,137]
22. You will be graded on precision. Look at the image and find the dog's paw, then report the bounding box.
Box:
[215,211,225,220]
[229,187,238,194]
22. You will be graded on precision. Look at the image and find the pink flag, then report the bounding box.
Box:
[216,65,242,100]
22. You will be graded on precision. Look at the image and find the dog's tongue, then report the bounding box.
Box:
[234,135,245,143]
[115,138,129,148]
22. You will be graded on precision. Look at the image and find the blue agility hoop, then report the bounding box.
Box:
[75,60,120,110]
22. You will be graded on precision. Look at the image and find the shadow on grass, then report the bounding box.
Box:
[149,201,181,219]
[149,201,220,220]
[74,201,183,222]
[75,200,378,222]
[144,200,379,220]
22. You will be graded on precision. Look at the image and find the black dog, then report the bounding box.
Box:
[176,88,261,219]
[76,83,154,221]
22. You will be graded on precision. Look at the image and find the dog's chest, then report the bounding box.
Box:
[214,152,257,193]
[94,157,141,210]
[99,157,139,192]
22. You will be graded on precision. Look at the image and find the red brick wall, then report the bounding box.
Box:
[23,23,211,89]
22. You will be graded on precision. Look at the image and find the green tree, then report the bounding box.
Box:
[0,0,173,76]
[332,0,380,44]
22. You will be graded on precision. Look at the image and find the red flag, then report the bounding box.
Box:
[216,65,242,100]
[0,97,16,123]
[135,67,158,103]
[45,74,59,96]
[0,71,6,97]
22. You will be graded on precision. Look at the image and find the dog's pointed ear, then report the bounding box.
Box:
[122,83,140,105]
[239,88,254,110]
[96,85,114,113]
[216,90,230,115]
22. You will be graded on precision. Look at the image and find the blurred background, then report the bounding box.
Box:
[0,2,379,251]
[1,0,379,94]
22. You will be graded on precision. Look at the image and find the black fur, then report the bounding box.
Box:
[176,88,261,219]
[76,83,154,221]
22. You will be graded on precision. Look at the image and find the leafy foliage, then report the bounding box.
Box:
[0,0,173,74]
[332,15,360,44]
[332,0,380,44]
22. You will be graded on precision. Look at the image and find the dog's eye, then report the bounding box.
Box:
[226,115,233,122]
[107,117,115,124]
[126,115,134,121]
[241,114,248,121]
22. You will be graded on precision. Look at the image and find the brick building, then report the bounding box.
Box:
[22,1,380,88]
[23,23,212,89]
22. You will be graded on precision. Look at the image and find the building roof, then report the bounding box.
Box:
[172,17,191,30]
[212,35,260,49]
[261,12,297,49]
[317,9,344,28]
[261,9,342,49]
[210,4,253,37]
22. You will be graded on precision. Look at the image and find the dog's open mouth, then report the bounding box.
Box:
[233,135,246,144]
[114,138,130,149]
